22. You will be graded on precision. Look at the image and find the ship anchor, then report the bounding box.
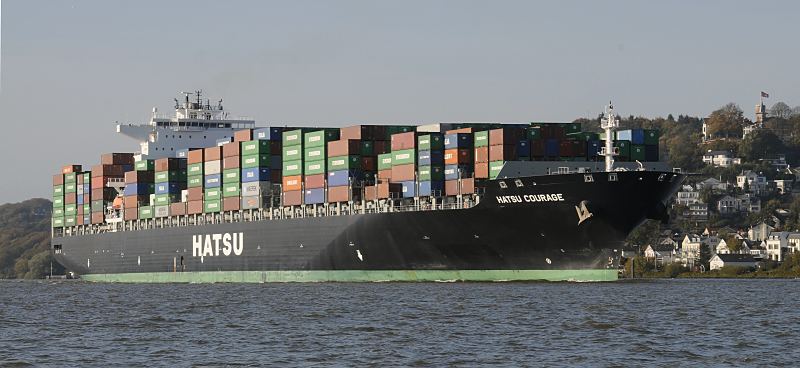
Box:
[575,200,594,225]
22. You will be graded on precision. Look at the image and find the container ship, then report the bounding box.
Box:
[50,92,684,282]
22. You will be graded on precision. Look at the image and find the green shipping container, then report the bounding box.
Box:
[240,140,271,155]
[52,207,64,217]
[282,145,303,161]
[304,160,326,175]
[474,131,489,147]
[138,206,154,219]
[223,168,240,183]
[64,183,77,193]
[385,126,415,139]
[83,204,90,213]
[378,153,392,170]
[391,149,416,166]
[631,145,646,161]
[241,154,270,169]
[614,140,631,158]
[153,194,180,206]
[565,122,581,134]
[204,188,222,200]
[304,129,339,148]
[64,216,77,227]
[155,170,187,183]
[83,172,91,182]
[64,173,76,184]
[223,182,241,197]
[282,129,304,147]
[644,129,660,145]
[53,185,64,197]
[567,132,600,141]
[304,146,326,161]
[64,204,77,215]
[204,199,222,213]
[360,141,374,156]
[187,163,204,176]
[91,199,107,211]
[53,197,64,207]
[135,160,155,171]
[527,127,542,140]
[282,160,303,176]
[489,161,505,180]
[52,216,65,228]
[418,165,445,181]
[327,155,361,171]
[418,134,444,151]
[188,175,204,188]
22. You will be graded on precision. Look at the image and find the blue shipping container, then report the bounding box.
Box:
[418,150,444,166]
[444,133,473,149]
[419,181,444,196]
[616,129,645,145]
[328,170,363,187]
[517,140,530,157]
[176,149,189,158]
[444,164,471,180]
[83,184,90,192]
[545,139,560,156]
[121,164,134,172]
[155,182,182,195]
[241,167,271,182]
[400,180,416,198]
[216,137,233,146]
[123,183,152,196]
[77,196,84,205]
[252,128,271,140]
[304,188,325,204]
[204,174,222,188]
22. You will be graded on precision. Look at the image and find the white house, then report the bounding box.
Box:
[645,244,678,266]
[684,203,709,221]
[717,195,739,214]
[680,234,705,267]
[765,232,790,261]
[696,177,729,192]
[702,150,741,167]
[709,254,758,271]
[773,179,793,195]
[749,222,775,242]
[737,170,768,194]
[717,194,761,214]
[676,185,702,206]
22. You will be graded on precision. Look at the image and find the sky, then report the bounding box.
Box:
[1,0,799,203]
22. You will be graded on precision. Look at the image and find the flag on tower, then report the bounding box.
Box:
[761,91,769,98]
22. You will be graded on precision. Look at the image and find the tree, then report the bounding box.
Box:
[723,234,742,253]
[699,243,712,270]
[705,103,747,139]
[792,106,800,117]
[770,102,793,119]
[738,130,786,161]
[626,220,660,247]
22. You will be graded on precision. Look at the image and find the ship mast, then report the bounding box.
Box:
[599,101,619,172]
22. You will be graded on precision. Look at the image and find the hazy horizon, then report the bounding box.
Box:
[1,0,799,203]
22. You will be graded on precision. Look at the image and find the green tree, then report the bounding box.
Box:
[699,243,712,270]
[723,234,742,253]
[705,103,747,139]
[738,130,786,161]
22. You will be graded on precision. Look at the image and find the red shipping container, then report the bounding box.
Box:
[53,174,64,186]
[91,187,117,201]
[559,141,574,157]
[204,146,222,161]
[77,206,84,216]
[91,165,124,178]
[283,190,302,206]
[223,197,240,211]
[475,162,489,179]
[445,128,473,134]
[374,141,390,155]
[571,140,586,157]
[270,142,282,156]
[489,145,518,161]
[305,174,325,189]
[234,129,253,142]
[365,186,377,201]
[474,147,489,163]
[188,149,204,164]
[123,195,149,208]
[91,212,104,224]
[531,140,545,157]
[328,139,361,157]
[378,182,402,199]
[101,153,134,165]
[445,180,458,195]
[62,165,82,174]
[391,164,415,182]
[187,187,203,202]
[76,216,84,225]
[340,125,374,140]
[155,157,185,172]
[170,202,187,216]
[222,142,241,158]
[125,171,154,184]
[123,209,138,221]
[390,132,415,151]
[64,193,77,204]
[489,128,524,146]
[361,156,377,171]
[444,149,472,165]
[187,200,204,215]
[91,176,120,188]
[77,174,84,185]
[462,178,475,194]
[223,156,240,169]
[378,169,392,181]
[283,175,303,191]
[329,186,361,202]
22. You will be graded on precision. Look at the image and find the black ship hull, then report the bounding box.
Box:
[52,171,684,282]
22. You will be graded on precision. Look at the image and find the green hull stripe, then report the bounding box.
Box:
[81,269,618,283]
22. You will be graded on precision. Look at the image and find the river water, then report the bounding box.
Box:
[1,279,798,367]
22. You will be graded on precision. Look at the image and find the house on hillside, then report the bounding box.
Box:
[676,185,702,206]
[737,170,768,195]
[717,194,761,214]
[709,254,758,271]
[702,150,741,167]
[749,222,775,242]
[684,203,709,221]
[644,244,678,266]
[766,232,791,261]
[680,234,705,268]
[773,179,793,195]
[696,177,729,192]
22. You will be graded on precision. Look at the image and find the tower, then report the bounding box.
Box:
[755,102,767,124]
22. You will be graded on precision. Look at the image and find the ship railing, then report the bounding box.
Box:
[54,194,482,236]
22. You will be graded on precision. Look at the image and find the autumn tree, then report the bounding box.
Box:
[770,102,793,119]
[705,103,747,139]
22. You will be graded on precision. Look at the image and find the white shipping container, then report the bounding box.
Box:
[204,160,222,175]
[155,205,170,218]
[241,181,271,197]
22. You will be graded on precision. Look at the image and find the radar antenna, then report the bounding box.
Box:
[599,101,619,172]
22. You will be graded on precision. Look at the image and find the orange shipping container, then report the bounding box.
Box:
[488,128,523,146]
[474,162,489,179]
[187,200,204,215]
[378,169,392,181]
[282,175,303,191]
[378,182,402,199]
[170,202,187,216]
[64,193,77,204]
[223,156,240,169]
[474,146,489,163]
[222,142,241,158]
[123,195,148,208]
[125,171,153,184]
[305,174,325,189]
[62,165,82,174]
[123,209,138,221]
[445,128,473,134]
[234,129,253,142]
[283,190,303,206]
[444,149,472,165]
[91,164,124,178]
[53,174,64,186]
[188,149,204,164]
[101,153,135,165]
[187,187,203,201]
[489,145,517,161]
[328,139,360,157]
[223,197,241,211]
[91,212,104,224]
[390,132,415,151]
[365,185,377,201]
[391,164,415,182]
[204,146,222,161]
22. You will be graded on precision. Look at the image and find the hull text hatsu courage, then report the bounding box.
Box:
[495,193,565,204]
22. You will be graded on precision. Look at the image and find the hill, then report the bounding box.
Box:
[0,198,63,278]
